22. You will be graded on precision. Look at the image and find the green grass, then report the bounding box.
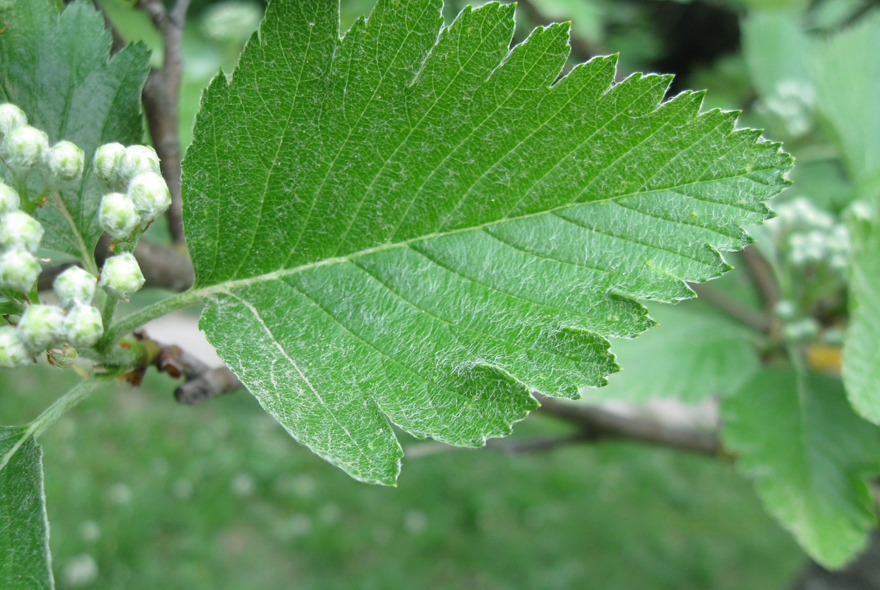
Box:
[4,366,804,589]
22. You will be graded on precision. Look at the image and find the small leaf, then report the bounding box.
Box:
[0,427,54,590]
[0,0,150,262]
[722,369,880,568]
[183,0,791,483]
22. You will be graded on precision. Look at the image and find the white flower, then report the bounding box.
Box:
[0,103,27,137]
[0,248,40,293]
[1,125,49,173]
[0,325,30,368]
[0,210,44,253]
[54,267,97,308]
[44,140,85,184]
[64,305,104,348]
[99,253,145,299]
[117,145,160,184]
[93,142,127,187]
[99,192,140,240]
[18,303,64,353]
[0,183,20,215]
[128,172,171,222]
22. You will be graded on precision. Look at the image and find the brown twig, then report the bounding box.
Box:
[689,282,770,332]
[135,0,191,245]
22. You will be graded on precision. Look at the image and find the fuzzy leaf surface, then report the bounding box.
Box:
[722,369,880,568]
[183,0,791,484]
[0,427,54,590]
[0,0,150,262]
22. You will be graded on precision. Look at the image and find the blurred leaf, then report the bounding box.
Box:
[0,427,54,590]
[722,369,880,568]
[182,0,790,484]
[742,9,810,100]
[581,301,760,404]
[0,0,150,264]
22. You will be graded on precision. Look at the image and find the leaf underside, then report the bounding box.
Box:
[183,0,791,484]
[0,427,54,590]
[722,369,880,569]
[0,0,150,261]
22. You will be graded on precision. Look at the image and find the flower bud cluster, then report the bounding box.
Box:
[0,103,84,184]
[766,197,850,276]
[0,266,104,368]
[95,143,170,241]
[0,182,42,294]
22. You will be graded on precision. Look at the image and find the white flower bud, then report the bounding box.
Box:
[93,142,126,187]
[128,172,171,222]
[63,304,103,348]
[99,253,145,300]
[18,304,64,353]
[0,183,20,215]
[1,125,49,173]
[99,192,141,240]
[0,248,40,293]
[117,145,160,184]
[44,140,85,184]
[0,210,44,253]
[0,325,30,368]
[0,103,27,137]
[53,266,97,308]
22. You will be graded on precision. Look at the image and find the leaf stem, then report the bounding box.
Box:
[0,378,105,472]
[101,287,204,346]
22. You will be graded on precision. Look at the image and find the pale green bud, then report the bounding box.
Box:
[1,124,49,173]
[99,192,140,240]
[18,304,64,353]
[53,266,97,308]
[0,325,30,368]
[0,248,40,293]
[93,142,126,187]
[99,253,145,299]
[0,210,44,253]
[118,145,160,184]
[48,343,77,368]
[0,183,20,215]
[128,172,171,222]
[0,103,27,137]
[44,140,85,184]
[63,304,103,348]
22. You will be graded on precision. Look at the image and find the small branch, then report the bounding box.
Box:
[689,282,770,332]
[742,245,780,312]
[148,341,242,404]
[136,0,191,244]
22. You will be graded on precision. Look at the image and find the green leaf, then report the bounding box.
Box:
[722,369,880,568]
[580,301,760,404]
[0,427,54,590]
[182,0,791,484]
[0,0,150,264]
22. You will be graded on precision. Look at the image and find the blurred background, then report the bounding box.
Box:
[7,0,880,587]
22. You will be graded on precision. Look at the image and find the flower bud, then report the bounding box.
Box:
[44,140,85,184]
[99,192,140,240]
[0,183,20,215]
[0,210,44,253]
[0,103,27,137]
[93,142,126,187]
[54,266,97,308]
[117,145,160,184]
[18,304,64,353]
[48,343,77,368]
[63,304,103,348]
[99,253,145,300]
[128,172,171,222]
[0,325,30,368]
[0,248,40,293]
[1,124,49,173]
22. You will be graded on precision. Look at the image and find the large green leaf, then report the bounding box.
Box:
[182,0,791,484]
[722,369,880,568]
[0,427,54,590]
[0,0,150,263]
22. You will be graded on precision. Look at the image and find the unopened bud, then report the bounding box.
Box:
[63,304,103,348]
[0,325,30,368]
[99,192,140,240]
[99,253,145,299]
[117,145,160,184]
[48,343,78,368]
[128,172,171,222]
[0,183,20,215]
[54,266,97,308]
[1,125,49,173]
[93,142,126,187]
[44,140,85,184]
[0,248,40,293]
[0,210,44,253]
[0,103,27,137]
[18,304,64,353]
